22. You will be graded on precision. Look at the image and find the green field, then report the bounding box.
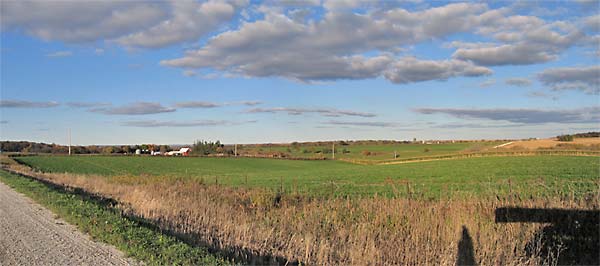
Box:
[237,141,502,160]
[15,155,599,198]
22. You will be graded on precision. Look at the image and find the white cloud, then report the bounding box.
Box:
[453,12,585,66]
[183,70,197,77]
[1,1,168,43]
[1,1,246,48]
[121,119,255,127]
[67,102,112,108]
[479,79,496,88]
[90,102,175,115]
[414,107,600,124]
[245,107,376,117]
[174,101,221,108]
[117,0,246,48]
[537,65,600,94]
[325,120,401,128]
[384,57,492,84]
[0,100,59,108]
[505,78,532,87]
[161,3,495,83]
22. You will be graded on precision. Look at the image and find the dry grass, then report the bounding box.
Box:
[3,158,598,265]
[503,137,600,150]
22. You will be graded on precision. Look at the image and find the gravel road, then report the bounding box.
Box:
[0,181,137,266]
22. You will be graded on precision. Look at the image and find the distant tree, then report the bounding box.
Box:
[573,132,600,138]
[159,145,170,153]
[291,142,300,150]
[102,146,115,154]
[216,146,224,154]
[557,134,574,141]
[192,140,222,155]
[122,145,131,154]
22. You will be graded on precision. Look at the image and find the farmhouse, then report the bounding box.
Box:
[166,147,192,156]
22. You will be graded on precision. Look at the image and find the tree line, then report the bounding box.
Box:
[0,141,172,154]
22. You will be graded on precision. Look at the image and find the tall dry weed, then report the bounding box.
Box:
[4,162,598,265]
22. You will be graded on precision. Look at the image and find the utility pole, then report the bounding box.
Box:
[332,142,335,160]
[68,128,71,156]
[234,143,237,157]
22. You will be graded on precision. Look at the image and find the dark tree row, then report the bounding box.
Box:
[0,141,171,155]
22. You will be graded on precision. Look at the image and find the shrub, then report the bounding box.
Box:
[557,135,574,142]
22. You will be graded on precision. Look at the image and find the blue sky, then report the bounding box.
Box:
[1,0,599,145]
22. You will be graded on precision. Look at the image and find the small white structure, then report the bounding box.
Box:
[135,149,141,155]
[166,147,191,156]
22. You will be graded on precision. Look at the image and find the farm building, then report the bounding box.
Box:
[166,147,192,156]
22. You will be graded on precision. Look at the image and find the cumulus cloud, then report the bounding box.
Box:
[537,65,600,94]
[45,51,72,57]
[0,100,59,108]
[453,13,585,66]
[161,3,496,83]
[117,0,245,48]
[323,0,363,10]
[1,0,244,48]
[246,107,376,117]
[414,107,600,124]
[453,43,558,66]
[384,57,492,84]
[505,78,532,87]
[90,102,175,115]
[2,1,592,84]
[1,1,168,43]
[121,119,255,127]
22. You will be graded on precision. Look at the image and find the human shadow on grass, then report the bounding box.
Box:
[3,168,297,266]
[456,225,477,266]
[495,207,600,265]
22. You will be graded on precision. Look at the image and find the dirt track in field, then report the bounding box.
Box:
[0,181,136,266]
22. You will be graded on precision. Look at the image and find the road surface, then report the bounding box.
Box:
[0,181,136,265]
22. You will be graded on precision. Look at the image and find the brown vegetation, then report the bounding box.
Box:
[502,138,600,150]
[2,159,598,265]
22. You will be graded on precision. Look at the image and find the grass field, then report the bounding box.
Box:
[15,155,599,198]
[237,141,502,160]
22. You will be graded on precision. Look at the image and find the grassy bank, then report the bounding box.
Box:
[0,169,228,266]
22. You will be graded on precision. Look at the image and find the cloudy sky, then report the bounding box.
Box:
[0,0,598,145]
